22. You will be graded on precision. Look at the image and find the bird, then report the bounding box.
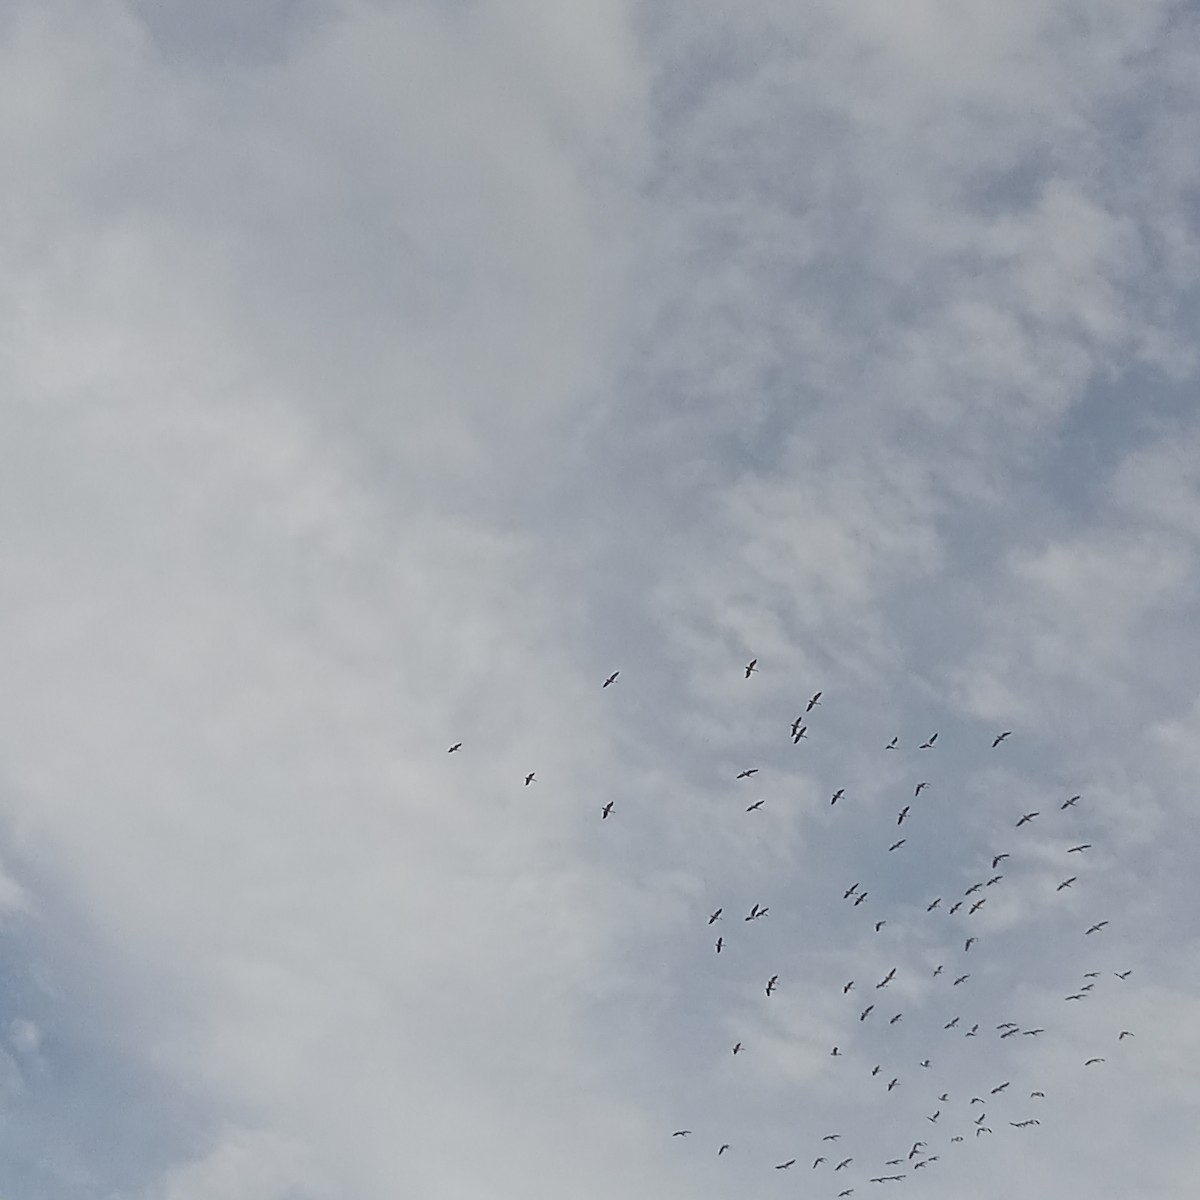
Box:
[875,920,887,932]
[843,981,855,994]
[843,883,859,899]
[997,1022,1017,1030]
[1056,877,1076,891]
[822,1134,842,1141]
[939,1092,949,1102]
[1065,993,1085,1001]
[854,892,869,906]
[838,1192,854,1198]
[974,1114,987,1125]
[831,1046,842,1056]
[914,782,929,796]
[736,768,759,779]
[920,1058,932,1068]
[1085,921,1110,935]
[860,1005,874,1021]
[775,1159,796,1170]
[898,806,911,825]
[967,1024,979,1036]
[524,772,536,786]
[1085,1057,1105,1066]
[1115,970,1133,980]
[807,691,822,711]
[953,973,970,986]
[745,799,765,812]
[1062,794,1081,809]
[718,1144,729,1155]
[744,659,757,678]
[908,1142,926,1158]
[964,882,983,895]
[920,733,939,748]
[886,736,898,749]
[991,1082,1010,1094]
[944,1017,960,1029]
[708,908,722,924]
[602,671,619,688]
[1031,1091,1045,1098]
[831,788,845,805]
[1119,1031,1134,1040]
[877,967,897,988]
[813,1157,826,1168]
[1016,811,1038,826]
[601,801,614,819]
[1024,1028,1045,1037]
[969,899,986,914]
[790,715,804,737]
[889,1013,903,1025]
[792,725,808,743]
[933,965,944,977]
[888,1077,899,1090]
[765,975,778,996]
[1084,972,1100,978]
[672,1130,690,1137]
[1001,1028,1020,1039]
[888,839,906,851]
[971,1097,985,1104]
[835,1157,853,1170]
[715,937,723,953]
[992,731,1012,747]
[986,874,1004,887]
[992,853,1009,868]
[871,1065,881,1076]
[447,742,462,753]
[927,1110,940,1123]
[948,901,963,914]
[1068,844,1092,853]
[964,937,977,952]
[927,897,941,912]
[745,904,766,921]
[732,1042,743,1054]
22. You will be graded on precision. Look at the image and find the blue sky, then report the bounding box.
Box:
[2,0,1200,1196]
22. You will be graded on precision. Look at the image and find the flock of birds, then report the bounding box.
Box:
[450,658,1137,1192]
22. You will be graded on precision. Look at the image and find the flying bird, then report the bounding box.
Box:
[954,973,970,986]
[718,1144,729,1155]
[745,799,765,812]
[807,691,822,711]
[1065,993,1085,1001]
[843,883,859,899]
[888,839,906,851]
[888,1077,899,1090]
[736,768,759,779]
[732,1042,742,1054]
[886,736,898,749]
[708,908,722,924]
[889,1013,902,1025]
[601,801,614,819]
[1068,844,1092,853]
[715,937,723,953]
[992,853,1009,868]
[745,904,766,921]
[1085,1057,1106,1066]
[524,772,536,786]
[447,743,462,753]
[822,1134,842,1141]
[1062,794,1081,809]
[1085,921,1110,935]
[948,901,963,914]
[831,788,845,805]
[965,937,978,952]
[1056,877,1077,891]
[927,897,941,911]
[744,659,757,678]
[1031,1091,1045,1098]
[877,967,897,988]
[854,892,869,906]
[920,733,939,748]
[1024,1028,1045,1036]
[969,898,987,914]
[672,1130,690,1137]
[920,1059,932,1068]
[909,1142,926,1158]
[831,1046,842,1056]
[1016,811,1039,826]
[898,806,911,825]
[964,882,983,896]
[1115,970,1133,979]
[914,782,929,796]
[991,1082,1010,1094]
[1119,1031,1134,1040]
[927,1110,940,1123]
[765,975,778,996]
[875,920,887,932]
[843,981,855,994]
[602,671,619,687]
[933,965,944,977]
[775,1159,796,1170]
[813,1157,826,1168]
[944,1017,960,1029]
[790,715,804,737]
[871,1065,881,1076]
[792,725,808,743]
[835,1157,853,1170]
[992,731,1013,747]
[1001,1028,1020,1039]
[967,1024,979,1036]
[860,1005,874,1021]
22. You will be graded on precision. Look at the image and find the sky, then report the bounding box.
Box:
[2,0,1200,1196]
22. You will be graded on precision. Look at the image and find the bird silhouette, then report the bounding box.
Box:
[715,937,723,953]
[886,736,898,749]
[920,733,939,748]
[992,731,1012,747]
[1069,844,1092,853]
[807,691,822,711]
[765,975,778,995]
[898,806,911,825]
[745,799,765,812]
[831,788,845,805]
[601,801,614,819]
[914,782,929,796]
[775,1159,796,1169]
[888,839,906,852]
[736,768,759,779]
[708,908,722,924]
[1085,921,1110,935]
[1062,794,1081,808]
[447,743,462,753]
[602,671,619,688]
[992,853,1009,868]
[1016,811,1039,826]
[744,659,757,678]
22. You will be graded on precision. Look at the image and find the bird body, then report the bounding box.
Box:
[744,659,757,678]
[447,742,462,753]
[601,801,614,819]
[524,772,536,786]
[992,731,1012,747]
[603,671,619,687]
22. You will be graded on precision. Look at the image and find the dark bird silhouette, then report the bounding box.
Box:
[969,899,987,914]
[790,715,804,737]
[813,1157,826,1168]
[843,981,855,994]
[886,736,898,749]
[877,967,897,988]
[927,897,941,912]
[765,975,778,996]
[672,1130,690,1137]
[939,1092,949,1102]
[708,908,722,924]
[949,901,963,914]
[965,937,978,952]
[732,1042,742,1054]
[831,1046,842,1056]
[914,782,929,796]
[854,892,869,906]
[1031,1091,1045,1098]
[992,731,1012,747]
[927,1110,940,1123]
[860,1005,874,1021]
[1062,794,1081,809]
[875,920,887,932]
[898,806,911,825]
[601,801,614,819]
[745,659,757,678]
[736,768,759,779]
[920,733,938,748]
[1068,844,1092,853]
[831,788,845,805]
[991,1082,1010,1094]
[524,772,536,786]
[889,1013,902,1025]
[715,937,723,953]
[888,839,906,851]
[792,726,808,743]
[998,1022,1017,1030]
[1085,1057,1105,1066]
[745,904,766,921]
[745,799,765,812]
[967,1024,979,1036]
[776,1159,796,1169]
[984,874,1003,887]
[888,1077,899,1090]
[954,973,970,986]
[1084,972,1100,978]
[933,965,944,977]
[1119,1031,1134,1040]
[1056,877,1076,891]
[1065,993,1085,1001]
[718,1143,729,1155]
[1085,921,1110,935]
[965,882,983,896]
[944,1017,960,1029]
[822,1134,842,1141]
[807,691,822,711]
[871,1065,881,1076]
[1115,970,1132,979]
[447,743,462,753]
[838,1191,854,1198]
[1016,811,1038,826]
[1024,1029,1045,1036]
[835,1157,853,1170]
[909,1142,926,1158]
[844,883,860,899]
[603,671,619,688]
[992,853,1009,868]
[1001,1028,1020,1039]
[920,1059,932,1068]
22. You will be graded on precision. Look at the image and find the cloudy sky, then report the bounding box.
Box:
[3,0,1200,1195]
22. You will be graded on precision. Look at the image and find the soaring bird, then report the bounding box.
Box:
[949,901,963,914]
[835,1158,853,1170]
[875,920,887,932]
[822,1134,842,1141]
[992,731,1013,747]
[1119,1030,1134,1040]
[807,691,822,711]
[1016,811,1038,827]
[997,1022,1017,1030]
[964,882,983,896]
[672,1130,690,1137]
[992,853,1009,868]
[888,839,906,852]
[964,937,978,952]
[1068,843,1092,853]
[886,736,898,749]
[927,1110,940,1123]
[920,1059,932,1068]
[889,1013,903,1025]
[718,1144,729,1155]
[843,980,855,994]
[792,726,808,743]
[524,772,536,786]
[1085,921,1110,935]
[986,874,1004,886]
[736,768,759,779]
[991,1082,1010,1094]
[601,801,614,819]
[745,659,757,678]
[1062,794,1081,809]
[1065,993,1085,1001]
[790,715,804,737]
[1056,877,1076,891]
[1001,1028,1020,1039]
[775,1159,796,1170]
[745,799,765,812]
[909,1142,926,1158]
[888,1077,899,1090]
[860,1005,874,1021]
[944,1017,960,1029]
[927,897,941,912]
[813,1157,826,1168]
[831,1046,842,1056]
[914,782,929,796]
[969,899,987,914]
[967,1024,979,1036]
[765,975,778,996]
[745,903,766,921]
[871,1065,881,1076]
[715,937,723,953]
[920,733,939,748]
[708,908,722,924]
[939,1093,949,1102]
[1115,970,1133,979]
[1031,1091,1046,1098]
[732,1042,743,1054]
[844,883,859,899]
[831,788,845,805]
[877,967,897,988]
[1084,972,1100,978]
[1085,1057,1105,1066]
[854,892,869,907]
[447,743,462,753]
[933,965,944,977]
[898,806,911,825]
[1024,1028,1045,1037]
[838,1192,854,1198]
[603,671,619,688]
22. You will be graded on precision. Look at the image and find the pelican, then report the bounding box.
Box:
[1056,877,1076,891]
[875,920,887,932]
[447,742,462,753]
[715,937,723,953]
[888,839,906,852]
[888,1077,899,1090]
[602,671,619,688]
[843,980,855,994]
[807,691,822,711]
[964,937,977,952]
[672,1130,690,1137]
[843,883,859,899]
[745,799,765,812]
[949,901,963,914]
[886,736,898,749]
[914,782,929,796]
[877,967,897,988]
[732,1041,742,1054]
[969,899,986,914]
[708,908,722,924]
[524,772,536,786]
[1016,811,1038,827]
[776,1159,796,1170]
[1068,844,1092,853]
[602,801,614,819]
[854,892,869,906]
[1119,1031,1134,1040]
[1115,970,1132,979]
[745,659,757,678]
[765,975,778,996]
[1085,921,1109,935]
[920,733,938,748]
[991,853,1009,868]
[992,731,1012,747]
[736,768,759,779]
[718,1143,729,1155]
[1061,794,1081,809]
[835,1157,853,1170]
[831,788,845,805]
[860,1005,874,1021]
[944,1017,959,1029]
[898,806,911,825]
[1085,1057,1105,1066]
[889,1013,902,1025]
